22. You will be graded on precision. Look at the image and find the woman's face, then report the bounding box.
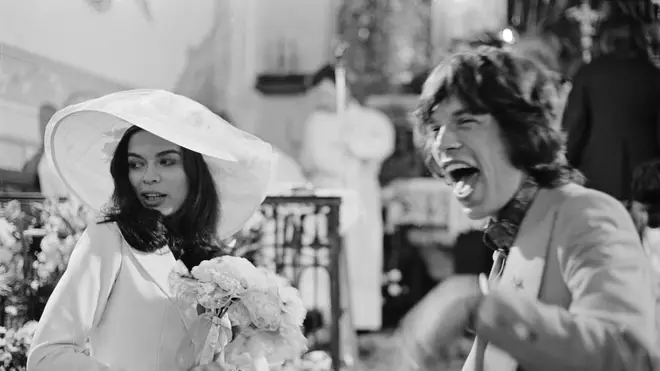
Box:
[127,131,189,216]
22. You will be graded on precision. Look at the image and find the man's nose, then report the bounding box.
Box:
[433,125,461,154]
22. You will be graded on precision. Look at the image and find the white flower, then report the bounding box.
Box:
[16,321,39,345]
[227,301,252,327]
[241,287,283,331]
[61,235,77,256]
[191,256,260,298]
[0,247,13,265]
[4,306,17,316]
[190,260,216,283]
[40,233,61,256]
[279,286,306,327]
[0,219,17,246]
[2,200,22,220]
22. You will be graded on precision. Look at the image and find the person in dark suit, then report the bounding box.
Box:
[562,18,660,201]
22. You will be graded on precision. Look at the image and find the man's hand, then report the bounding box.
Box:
[395,275,484,366]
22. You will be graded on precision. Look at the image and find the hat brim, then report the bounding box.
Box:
[44,89,275,239]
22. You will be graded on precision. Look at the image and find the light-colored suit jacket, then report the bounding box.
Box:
[462,183,659,371]
[27,222,201,371]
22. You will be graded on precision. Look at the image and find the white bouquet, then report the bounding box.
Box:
[169,256,308,371]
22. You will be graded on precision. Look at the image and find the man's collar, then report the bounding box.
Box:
[483,177,540,253]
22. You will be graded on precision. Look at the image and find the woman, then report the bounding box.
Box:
[27,89,275,371]
[397,47,658,370]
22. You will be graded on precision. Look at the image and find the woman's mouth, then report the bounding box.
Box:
[444,163,481,199]
[140,192,167,206]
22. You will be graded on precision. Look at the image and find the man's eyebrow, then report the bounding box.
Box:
[451,108,473,118]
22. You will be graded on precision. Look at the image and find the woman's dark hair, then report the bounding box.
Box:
[413,46,584,188]
[101,126,223,269]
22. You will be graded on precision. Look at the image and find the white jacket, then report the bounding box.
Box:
[28,222,199,371]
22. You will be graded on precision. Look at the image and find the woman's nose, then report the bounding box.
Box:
[142,166,161,184]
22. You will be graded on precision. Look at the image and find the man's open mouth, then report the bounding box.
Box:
[444,163,481,198]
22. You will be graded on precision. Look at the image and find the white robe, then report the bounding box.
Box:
[299,102,395,330]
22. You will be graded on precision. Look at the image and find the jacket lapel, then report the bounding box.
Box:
[466,188,557,371]
[128,246,177,297]
[498,187,556,299]
[126,246,195,330]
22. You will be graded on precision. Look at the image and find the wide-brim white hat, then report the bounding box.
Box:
[44,89,275,239]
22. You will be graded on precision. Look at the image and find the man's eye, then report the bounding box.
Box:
[457,117,477,126]
[426,121,442,133]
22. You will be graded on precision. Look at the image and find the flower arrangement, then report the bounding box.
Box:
[34,199,93,288]
[0,198,93,329]
[169,255,308,371]
[0,320,38,371]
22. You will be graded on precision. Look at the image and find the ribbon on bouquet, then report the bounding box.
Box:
[175,309,232,370]
[199,314,227,364]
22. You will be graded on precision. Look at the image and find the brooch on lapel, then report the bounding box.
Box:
[512,275,524,290]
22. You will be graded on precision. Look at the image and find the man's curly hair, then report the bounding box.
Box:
[413,46,583,188]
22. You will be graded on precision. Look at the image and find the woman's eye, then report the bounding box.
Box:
[159,158,177,166]
[128,161,143,170]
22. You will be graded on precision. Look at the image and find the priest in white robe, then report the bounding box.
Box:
[299,64,395,331]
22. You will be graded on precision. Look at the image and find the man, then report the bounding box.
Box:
[397,47,658,371]
[299,64,395,331]
[562,17,660,201]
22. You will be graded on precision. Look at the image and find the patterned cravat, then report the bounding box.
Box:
[482,177,540,279]
[474,177,540,371]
